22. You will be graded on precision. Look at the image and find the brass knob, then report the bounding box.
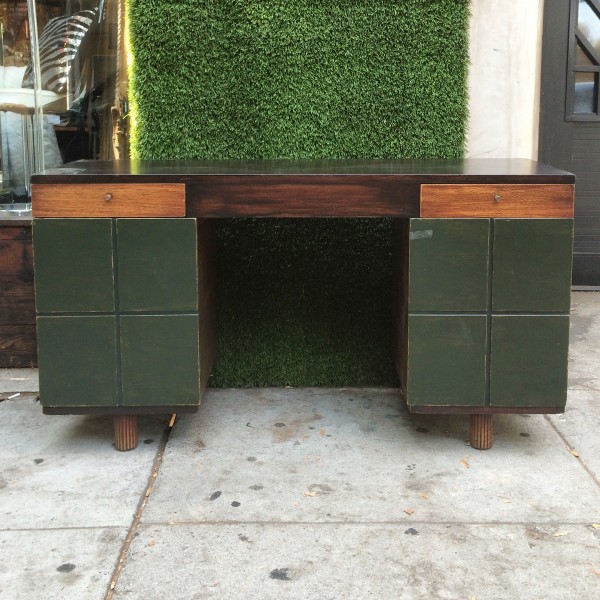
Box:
[494,194,502,202]
[104,193,113,202]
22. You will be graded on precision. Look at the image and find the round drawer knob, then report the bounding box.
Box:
[494,194,502,202]
[104,193,113,202]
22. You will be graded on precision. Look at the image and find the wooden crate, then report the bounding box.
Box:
[0,219,37,367]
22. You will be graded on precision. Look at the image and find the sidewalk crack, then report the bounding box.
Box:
[104,414,177,599]
[544,414,600,490]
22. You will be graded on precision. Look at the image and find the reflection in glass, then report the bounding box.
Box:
[576,41,595,66]
[0,1,125,208]
[574,71,598,113]
[579,0,600,51]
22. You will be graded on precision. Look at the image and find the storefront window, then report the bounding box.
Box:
[0,0,127,214]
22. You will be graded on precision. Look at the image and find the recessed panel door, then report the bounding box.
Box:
[33,219,115,313]
[407,315,488,407]
[490,315,570,408]
[120,315,200,407]
[37,316,118,407]
[408,219,490,312]
[117,219,198,312]
[492,219,573,313]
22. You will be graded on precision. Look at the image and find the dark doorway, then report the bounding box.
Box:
[539,0,600,287]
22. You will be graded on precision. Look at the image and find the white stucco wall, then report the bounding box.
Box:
[466,0,545,159]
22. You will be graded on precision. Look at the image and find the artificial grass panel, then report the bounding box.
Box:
[211,218,396,387]
[127,0,470,386]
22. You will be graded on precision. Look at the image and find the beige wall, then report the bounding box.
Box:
[466,0,545,159]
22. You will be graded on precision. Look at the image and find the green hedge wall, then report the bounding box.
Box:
[128,0,470,387]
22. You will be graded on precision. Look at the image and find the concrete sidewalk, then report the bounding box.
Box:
[1,292,599,599]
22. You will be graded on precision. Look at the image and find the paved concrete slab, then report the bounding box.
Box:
[569,292,600,392]
[550,389,600,482]
[0,527,124,600]
[1,291,599,599]
[114,522,600,600]
[0,395,165,529]
[142,388,600,525]
[0,369,39,394]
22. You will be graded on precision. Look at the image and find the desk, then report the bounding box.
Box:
[30,159,575,450]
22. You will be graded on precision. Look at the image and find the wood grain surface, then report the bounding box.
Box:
[188,177,420,217]
[32,183,186,217]
[0,223,36,367]
[420,184,574,218]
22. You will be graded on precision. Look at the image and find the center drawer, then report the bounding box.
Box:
[31,183,186,218]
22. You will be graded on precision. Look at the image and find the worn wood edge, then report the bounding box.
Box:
[0,219,32,227]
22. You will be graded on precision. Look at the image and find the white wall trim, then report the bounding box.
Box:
[466,0,545,160]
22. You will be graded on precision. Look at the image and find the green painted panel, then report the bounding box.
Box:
[37,316,118,407]
[490,315,569,408]
[117,219,198,312]
[33,219,115,313]
[407,315,487,407]
[120,315,200,406]
[492,219,573,313]
[408,219,490,312]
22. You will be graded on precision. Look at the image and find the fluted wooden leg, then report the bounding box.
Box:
[114,415,138,451]
[470,414,493,450]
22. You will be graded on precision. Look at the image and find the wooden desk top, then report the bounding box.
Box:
[31,159,575,219]
[32,158,574,182]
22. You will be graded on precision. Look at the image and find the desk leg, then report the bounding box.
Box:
[114,415,139,451]
[470,414,493,450]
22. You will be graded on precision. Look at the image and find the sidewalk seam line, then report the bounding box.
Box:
[104,415,175,600]
[0,525,123,533]
[544,414,600,489]
[137,520,600,527]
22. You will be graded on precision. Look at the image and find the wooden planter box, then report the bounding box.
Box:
[0,219,37,367]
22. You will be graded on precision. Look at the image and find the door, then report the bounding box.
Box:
[539,0,600,286]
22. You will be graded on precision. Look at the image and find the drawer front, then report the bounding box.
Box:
[32,183,186,218]
[117,218,199,312]
[492,219,573,313]
[408,218,490,312]
[490,315,569,409]
[33,218,115,313]
[407,315,488,407]
[120,315,200,407]
[37,315,118,407]
[420,184,573,218]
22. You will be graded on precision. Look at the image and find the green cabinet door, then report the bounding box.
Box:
[490,315,569,409]
[117,219,198,312]
[37,316,118,407]
[408,219,490,312]
[120,315,200,407]
[492,219,573,313]
[407,315,488,407]
[33,219,115,313]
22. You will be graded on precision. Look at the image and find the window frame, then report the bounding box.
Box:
[567,0,600,121]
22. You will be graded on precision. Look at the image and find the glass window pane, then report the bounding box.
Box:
[574,71,598,113]
[577,41,595,65]
[0,1,126,212]
[579,0,600,52]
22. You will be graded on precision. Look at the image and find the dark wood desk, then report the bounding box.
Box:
[30,159,575,450]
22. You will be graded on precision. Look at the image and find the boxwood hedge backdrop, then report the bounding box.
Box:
[127,0,470,387]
